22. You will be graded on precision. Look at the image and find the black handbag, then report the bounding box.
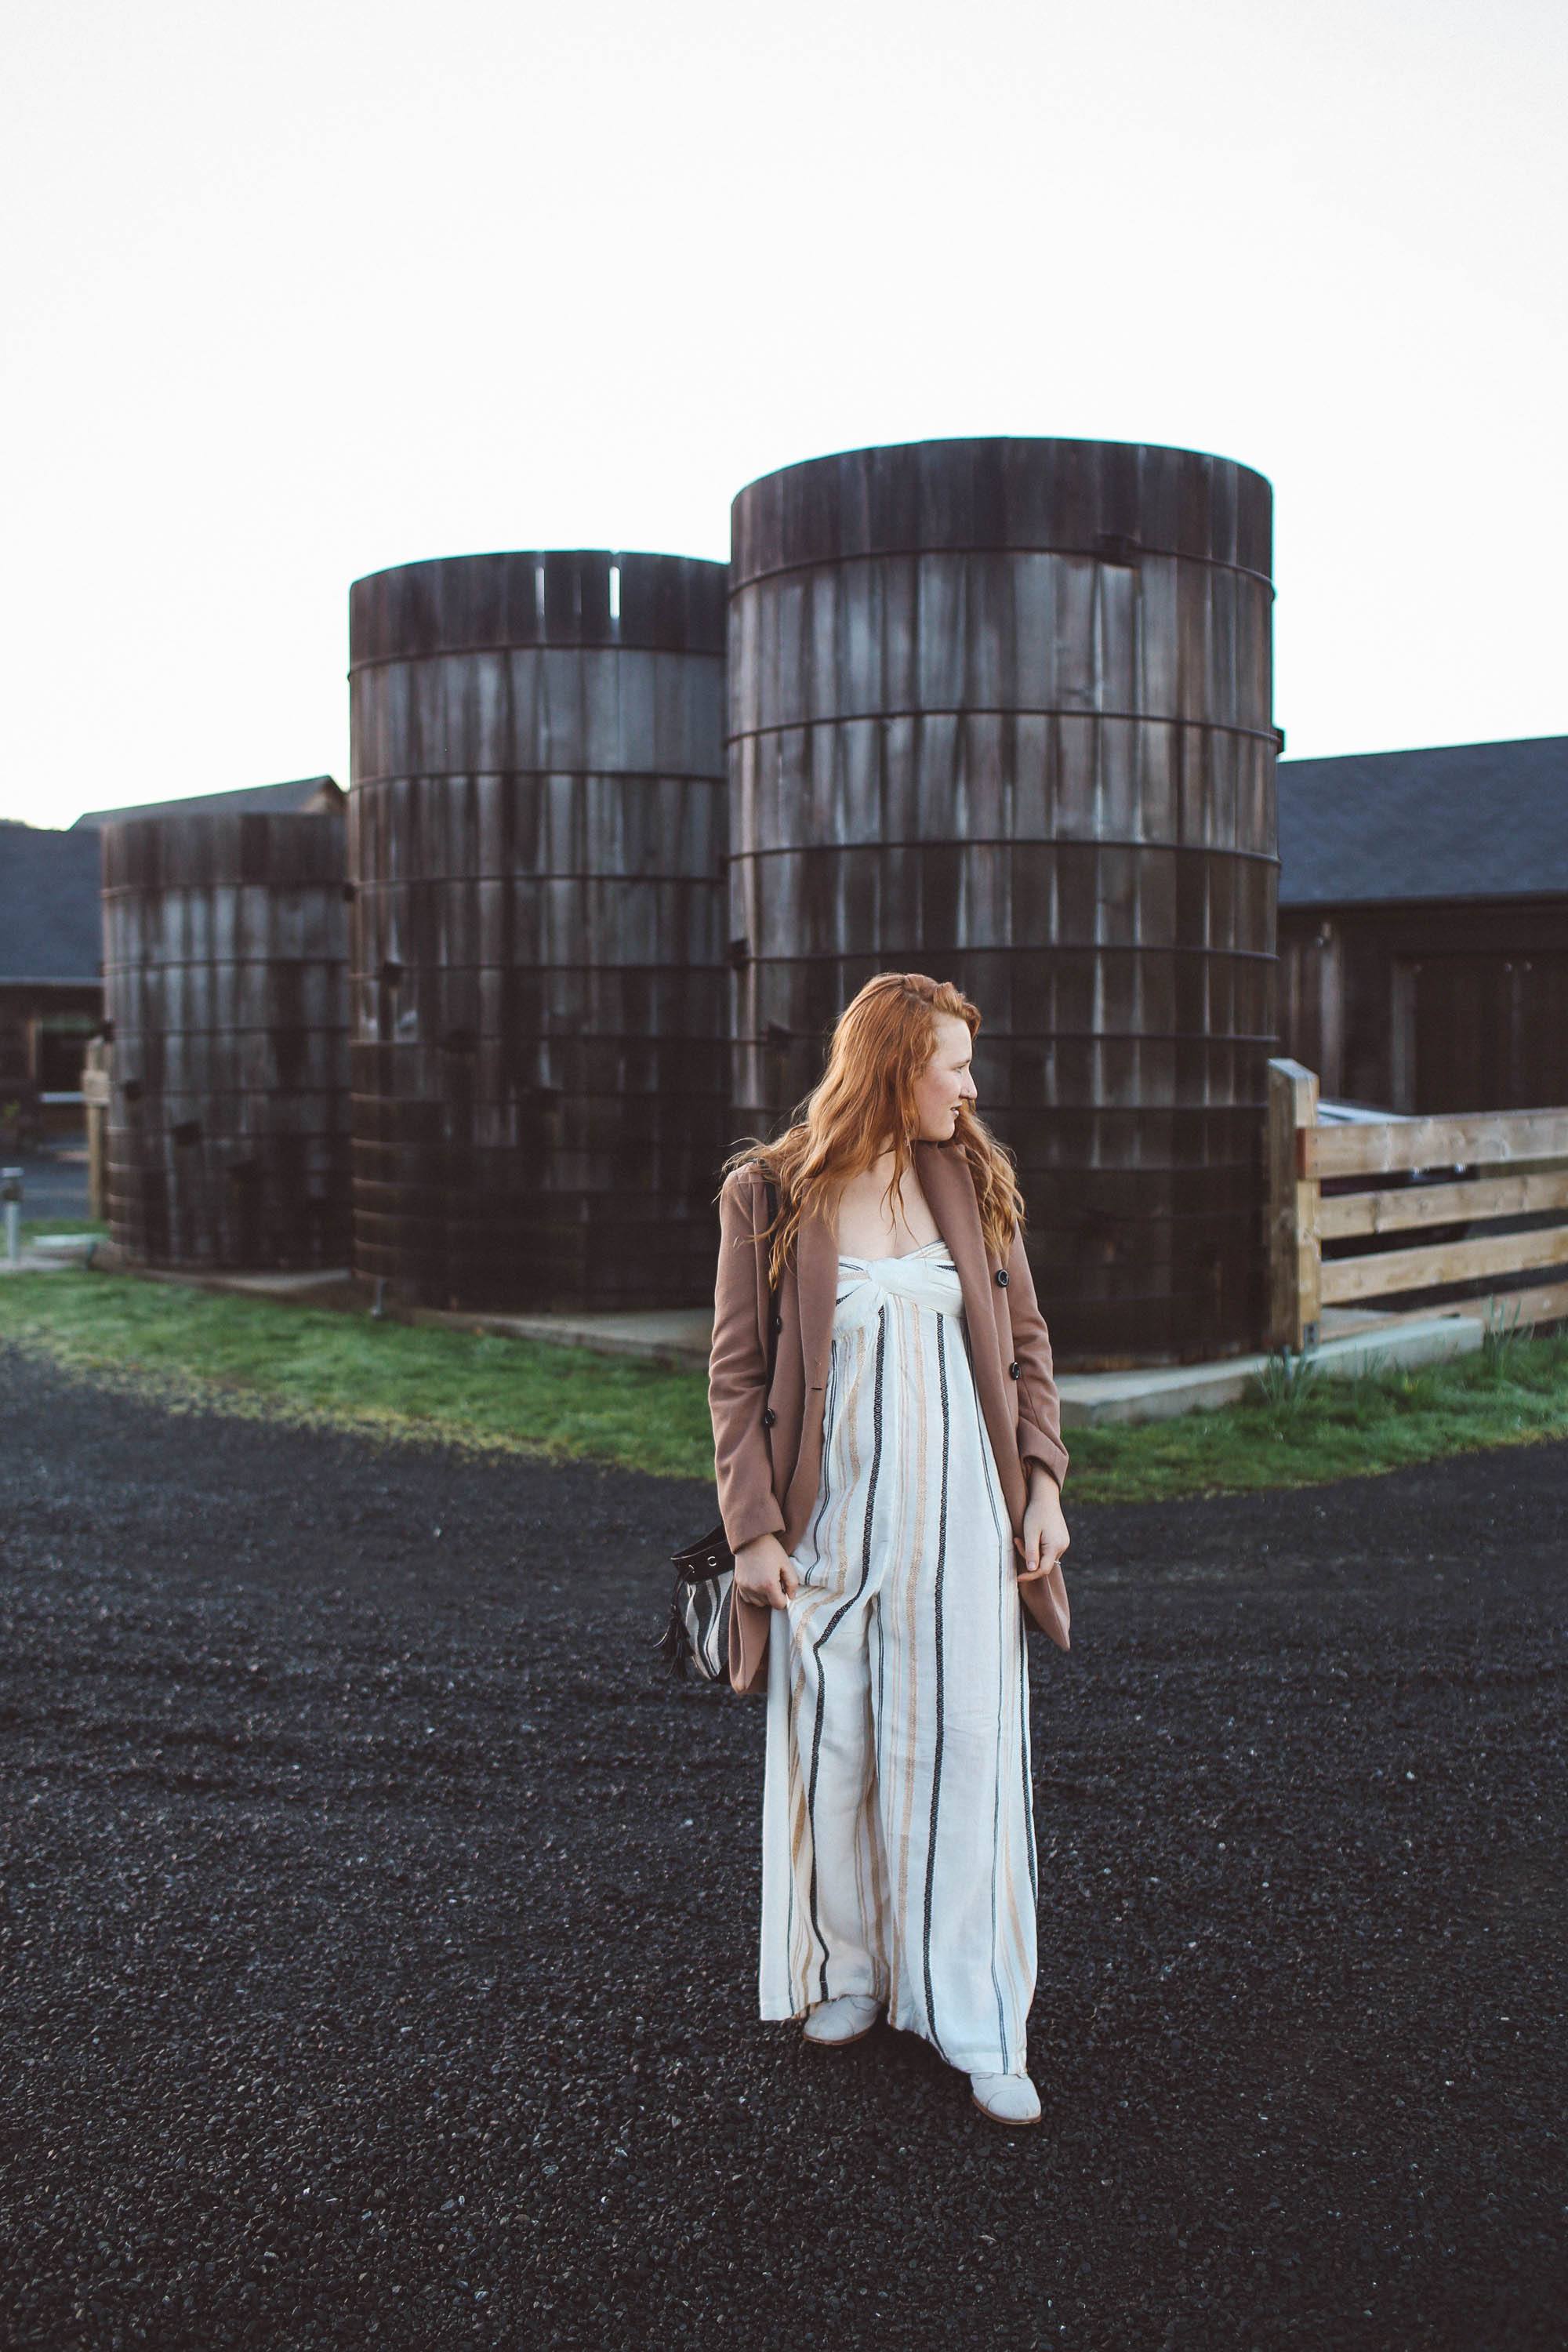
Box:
[656,1178,780,1682]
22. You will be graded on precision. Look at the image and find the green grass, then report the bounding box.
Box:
[1061,1327,1568,1501]
[0,1268,714,1476]
[0,1261,1565,1503]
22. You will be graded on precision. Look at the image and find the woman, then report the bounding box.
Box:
[707,972,1072,2129]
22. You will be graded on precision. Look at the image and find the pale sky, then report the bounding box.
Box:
[3,0,1564,828]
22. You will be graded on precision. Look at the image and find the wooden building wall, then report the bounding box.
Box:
[1278,898,1568,1111]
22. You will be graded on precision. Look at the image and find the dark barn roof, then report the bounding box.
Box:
[1278,734,1568,906]
[71,775,342,829]
[0,822,103,985]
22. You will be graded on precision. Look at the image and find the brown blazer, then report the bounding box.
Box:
[709,1138,1072,1694]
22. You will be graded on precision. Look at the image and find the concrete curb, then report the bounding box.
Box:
[1055,1313,1486,1427]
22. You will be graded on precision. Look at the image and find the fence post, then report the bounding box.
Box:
[82,1037,111,1225]
[1267,1057,1321,1351]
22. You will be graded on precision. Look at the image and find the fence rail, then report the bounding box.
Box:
[1267,1058,1568,1352]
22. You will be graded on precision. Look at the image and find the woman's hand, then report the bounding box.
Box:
[1014,1465,1069,1581]
[734,1532,799,1610]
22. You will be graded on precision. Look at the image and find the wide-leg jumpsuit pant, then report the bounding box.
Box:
[758,1240,1039,2078]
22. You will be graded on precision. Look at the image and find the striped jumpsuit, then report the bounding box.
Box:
[758,1240,1038,2077]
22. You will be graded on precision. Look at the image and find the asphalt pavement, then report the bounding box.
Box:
[0,1348,1561,2350]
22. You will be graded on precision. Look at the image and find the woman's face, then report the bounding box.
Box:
[912,1011,978,1142]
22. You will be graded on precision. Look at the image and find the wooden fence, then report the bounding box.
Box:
[1268,1057,1568,1352]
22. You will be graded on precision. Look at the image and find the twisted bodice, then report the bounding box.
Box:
[832,1236,964,1336]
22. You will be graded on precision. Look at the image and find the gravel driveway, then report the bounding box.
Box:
[0,1349,1561,2350]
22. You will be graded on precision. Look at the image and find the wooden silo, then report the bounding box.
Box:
[101,811,350,1268]
[348,548,728,1312]
[728,437,1279,1367]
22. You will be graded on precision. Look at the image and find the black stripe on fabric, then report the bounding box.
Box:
[804,1307,886,2004]
[920,1315,952,2063]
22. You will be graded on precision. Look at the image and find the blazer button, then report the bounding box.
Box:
[762,1407,777,1426]
[1009,1359,1021,1379]
[771,1312,783,1331]
[995,1269,1009,1287]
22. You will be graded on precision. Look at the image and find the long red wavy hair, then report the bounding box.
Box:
[720,971,1025,1287]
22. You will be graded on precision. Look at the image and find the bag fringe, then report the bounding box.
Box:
[654,1596,691,1677]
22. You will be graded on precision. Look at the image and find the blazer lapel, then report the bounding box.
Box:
[793,1189,838,1391]
[777,1188,838,1546]
[915,1139,1027,1525]
[914,1138,995,1319]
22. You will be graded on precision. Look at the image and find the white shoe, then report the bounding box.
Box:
[802,1994,881,2046]
[970,2071,1042,2125]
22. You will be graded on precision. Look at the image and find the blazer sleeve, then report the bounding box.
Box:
[1006,1220,1070,1495]
[708,1170,787,1552]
